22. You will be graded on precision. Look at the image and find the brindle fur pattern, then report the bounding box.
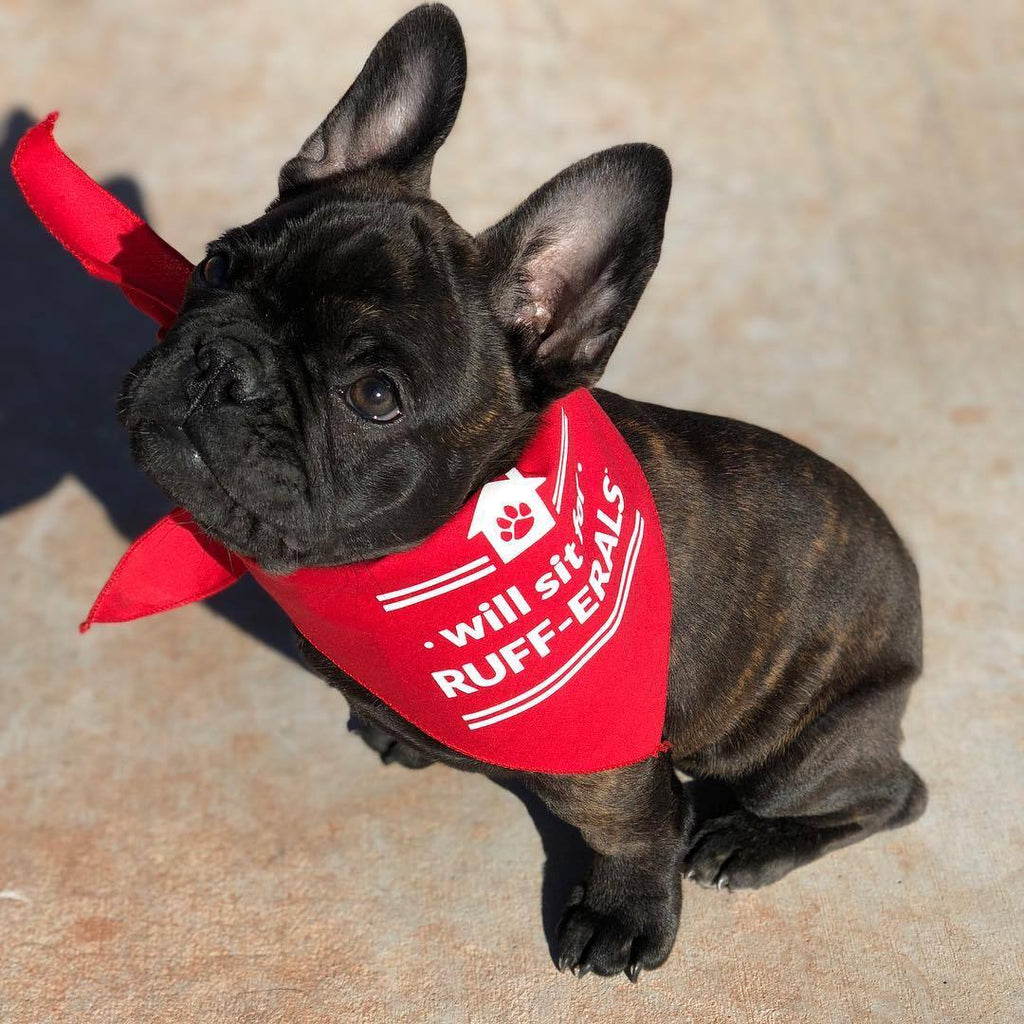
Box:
[118,5,926,982]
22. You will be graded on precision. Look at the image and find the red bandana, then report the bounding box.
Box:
[13,114,672,774]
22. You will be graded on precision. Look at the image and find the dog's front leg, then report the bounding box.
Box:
[522,752,692,981]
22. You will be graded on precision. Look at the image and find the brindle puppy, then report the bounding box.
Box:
[118,4,926,981]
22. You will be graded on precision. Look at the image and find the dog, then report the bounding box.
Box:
[117,4,926,981]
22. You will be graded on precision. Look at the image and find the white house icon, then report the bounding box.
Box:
[468,468,556,564]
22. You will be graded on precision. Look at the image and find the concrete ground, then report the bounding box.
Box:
[1,1,1020,1021]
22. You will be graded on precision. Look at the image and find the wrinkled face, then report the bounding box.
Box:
[117,4,670,573]
[121,186,529,572]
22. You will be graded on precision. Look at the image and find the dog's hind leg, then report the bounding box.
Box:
[351,714,438,769]
[682,678,927,890]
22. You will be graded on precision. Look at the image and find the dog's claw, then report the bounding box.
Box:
[576,962,592,978]
[625,961,642,984]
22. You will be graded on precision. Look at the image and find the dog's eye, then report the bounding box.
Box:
[199,253,230,288]
[346,374,402,423]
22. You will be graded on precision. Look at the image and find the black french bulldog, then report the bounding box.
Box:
[118,4,926,981]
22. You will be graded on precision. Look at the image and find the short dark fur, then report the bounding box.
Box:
[118,5,926,981]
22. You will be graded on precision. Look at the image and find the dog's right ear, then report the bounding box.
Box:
[477,145,671,401]
[279,4,466,197]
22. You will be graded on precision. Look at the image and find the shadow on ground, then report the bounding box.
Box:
[0,108,294,659]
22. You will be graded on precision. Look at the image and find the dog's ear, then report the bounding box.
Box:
[279,4,466,196]
[478,145,671,400]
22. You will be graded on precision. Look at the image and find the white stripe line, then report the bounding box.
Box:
[382,564,497,612]
[463,512,645,728]
[376,555,492,603]
[462,512,642,723]
[552,409,569,513]
[466,516,644,729]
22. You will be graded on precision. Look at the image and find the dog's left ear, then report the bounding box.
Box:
[279,4,466,196]
[477,144,671,401]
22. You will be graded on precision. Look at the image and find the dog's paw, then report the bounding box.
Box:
[556,863,680,982]
[355,719,436,769]
[682,810,818,890]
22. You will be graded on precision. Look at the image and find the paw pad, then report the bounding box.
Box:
[496,502,534,542]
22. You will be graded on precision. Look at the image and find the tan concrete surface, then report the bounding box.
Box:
[1,1,1021,1021]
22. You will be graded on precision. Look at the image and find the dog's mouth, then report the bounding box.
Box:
[143,418,202,462]
[129,416,228,516]
[128,414,318,574]
[118,333,334,574]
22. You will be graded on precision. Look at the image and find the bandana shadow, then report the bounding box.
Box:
[0,108,294,660]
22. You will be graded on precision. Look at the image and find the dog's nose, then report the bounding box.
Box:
[190,339,263,405]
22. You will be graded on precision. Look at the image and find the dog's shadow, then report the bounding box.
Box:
[0,108,293,658]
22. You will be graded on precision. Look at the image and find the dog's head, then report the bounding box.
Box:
[120,4,671,573]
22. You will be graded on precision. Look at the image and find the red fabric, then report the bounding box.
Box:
[244,388,672,772]
[80,510,247,631]
[13,115,672,774]
[11,112,191,331]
